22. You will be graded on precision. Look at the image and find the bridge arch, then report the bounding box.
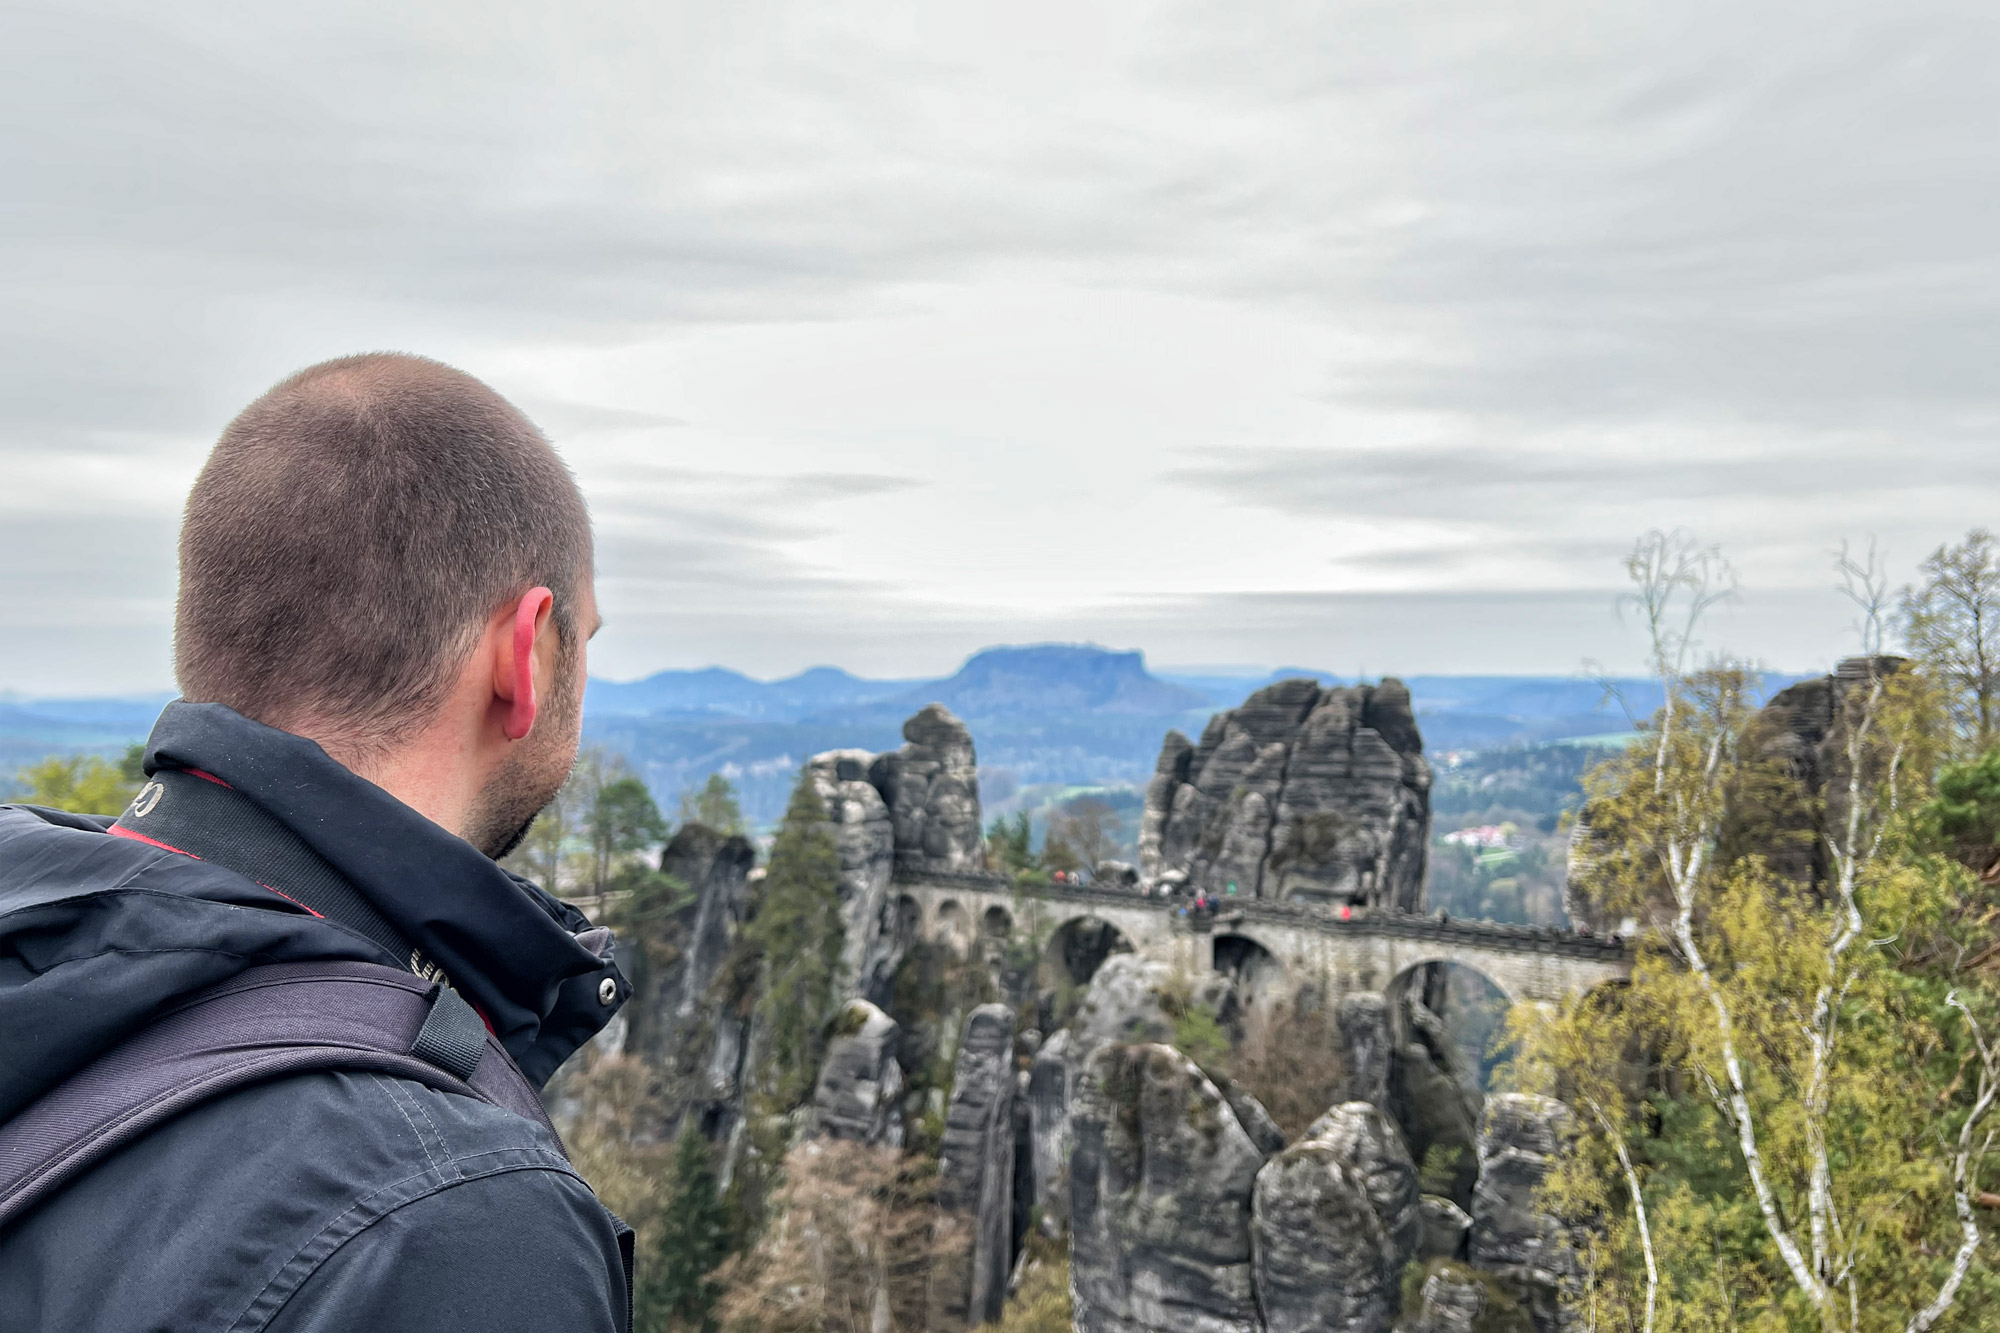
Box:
[1386,958,1515,1091]
[1044,914,1134,987]
[935,899,968,953]
[1386,952,1516,1004]
[981,905,1014,941]
[892,893,922,949]
[1213,932,1285,1016]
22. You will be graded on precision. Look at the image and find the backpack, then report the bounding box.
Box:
[0,959,557,1234]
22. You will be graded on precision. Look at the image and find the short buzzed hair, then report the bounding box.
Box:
[176,353,592,749]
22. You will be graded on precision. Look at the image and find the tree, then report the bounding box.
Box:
[1044,796,1121,875]
[986,812,1036,875]
[1902,528,2000,755]
[679,773,745,836]
[1515,533,1994,1332]
[996,1236,1071,1332]
[639,1120,731,1332]
[589,776,670,898]
[11,750,142,815]
[504,747,665,900]
[741,772,846,1111]
[714,1139,944,1333]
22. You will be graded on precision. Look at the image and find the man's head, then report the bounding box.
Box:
[177,353,597,855]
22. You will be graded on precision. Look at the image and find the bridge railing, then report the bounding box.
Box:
[891,863,1629,961]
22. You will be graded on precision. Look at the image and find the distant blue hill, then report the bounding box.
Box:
[1,649,1808,827]
[585,664,916,721]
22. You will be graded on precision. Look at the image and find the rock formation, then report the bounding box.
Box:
[1407,1270,1486,1333]
[1069,954,1232,1063]
[872,703,985,874]
[1027,954,1251,1245]
[1139,678,1431,908]
[1739,655,1911,889]
[1334,993,1395,1109]
[1471,1093,1578,1330]
[599,822,756,1138]
[1419,1195,1473,1261]
[809,999,906,1148]
[1329,987,1482,1209]
[1390,977,1484,1209]
[805,749,898,989]
[1567,655,1910,925]
[1069,1043,1273,1333]
[1251,1102,1421,1333]
[933,1004,1018,1329]
[1027,1029,1072,1235]
[807,704,986,997]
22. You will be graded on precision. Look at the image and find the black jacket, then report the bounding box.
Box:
[0,703,633,1331]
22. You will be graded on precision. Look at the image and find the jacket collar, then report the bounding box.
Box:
[139,701,626,1085]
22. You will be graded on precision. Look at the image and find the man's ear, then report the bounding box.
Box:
[500,587,556,740]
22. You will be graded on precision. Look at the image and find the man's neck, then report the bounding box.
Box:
[296,718,484,845]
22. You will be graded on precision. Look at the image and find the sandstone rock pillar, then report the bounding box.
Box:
[932,1004,1017,1328]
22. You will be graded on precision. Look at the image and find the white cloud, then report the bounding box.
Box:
[2,0,1995,691]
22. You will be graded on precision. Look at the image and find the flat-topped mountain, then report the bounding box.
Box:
[885,644,1209,719]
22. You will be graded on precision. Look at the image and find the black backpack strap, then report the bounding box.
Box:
[0,961,560,1236]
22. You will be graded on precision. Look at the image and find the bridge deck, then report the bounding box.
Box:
[892,867,1629,963]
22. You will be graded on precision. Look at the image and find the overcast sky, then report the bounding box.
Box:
[4,0,1996,694]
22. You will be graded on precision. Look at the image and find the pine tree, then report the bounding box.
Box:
[639,1120,731,1332]
[742,772,846,1110]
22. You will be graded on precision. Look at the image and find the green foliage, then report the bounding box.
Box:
[1924,747,2000,861]
[637,1121,731,1333]
[12,750,142,815]
[883,938,997,1157]
[1398,1261,1534,1333]
[679,773,746,836]
[1514,536,2000,1330]
[831,1000,871,1039]
[997,1234,1072,1332]
[505,746,665,898]
[986,811,1036,874]
[1427,828,1568,926]
[741,772,846,1112]
[1419,1144,1468,1197]
[589,775,670,895]
[1172,1007,1230,1072]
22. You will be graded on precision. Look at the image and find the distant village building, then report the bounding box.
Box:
[1441,824,1515,850]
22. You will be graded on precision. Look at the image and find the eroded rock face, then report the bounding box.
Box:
[1472,1092,1579,1330]
[1028,1029,1072,1235]
[806,750,898,990]
[1419,1195,1473,1261]
[1251,1102,1420,1333]
[1248,1096,1424,1328]
[1390,987,1483,1210]
[1568,656,1911,923]
[1139,678,1431,909]
[810,999,906,1148]
[933,1004,1018,1329]
[1336,993,1394,1111]
[1070,1043,1272,1333]
[1409,1270,1485,1333]
[871,704,985,874]
[583,823,754,1138]
[1071,955,1232,1063]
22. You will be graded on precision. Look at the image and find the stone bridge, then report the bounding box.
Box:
[892,870,1629,1006]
